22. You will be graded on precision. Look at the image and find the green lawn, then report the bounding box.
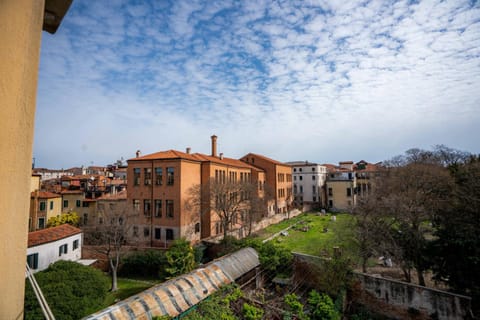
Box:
[101,278,158,309]
[257,212,357,258]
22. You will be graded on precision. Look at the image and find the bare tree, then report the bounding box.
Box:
[83,202,138,291]
[187,177,268,241]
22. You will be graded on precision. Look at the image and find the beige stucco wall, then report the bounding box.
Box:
[0,0,45,318]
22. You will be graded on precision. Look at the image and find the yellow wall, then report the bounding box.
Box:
[0,0,45,317]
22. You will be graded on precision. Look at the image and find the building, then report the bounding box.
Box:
[0,1,72,317]
[29,191,62,231]
[127,136,277,246]
[240,153,293,215]
[325,161,381,211]
[127,149,203,246]
[287,161,327,211]
[26,224,83,273]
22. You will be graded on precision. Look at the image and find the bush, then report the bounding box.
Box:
[119,250,167,279]
[24,260,110,320]
[243,303,264,320]
[165,239,196,278]
[307,290,340,320]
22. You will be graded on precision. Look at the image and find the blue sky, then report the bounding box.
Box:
[34,0,480,168]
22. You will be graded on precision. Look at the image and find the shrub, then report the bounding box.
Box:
[24,260,110,320]
[243,303,264,320]
[119,249,167,279]
[307,290,340,320]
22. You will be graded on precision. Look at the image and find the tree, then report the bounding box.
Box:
[46,211,80,227]
[188,177,267,241]
[308,290,341,320]
[430,156,480,311]
[165,238,196,278]
[83,201,138,291]
[24,260,109,320]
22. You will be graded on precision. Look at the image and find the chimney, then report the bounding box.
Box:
[186,147,191,154]
[136,150,141,158]
[211,135,217,157]
[220,153,224,160]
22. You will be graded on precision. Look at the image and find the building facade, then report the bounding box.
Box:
[29,191,62,231]
[288,161,327,211]
[27,224,83,273]
[240,153,293,215]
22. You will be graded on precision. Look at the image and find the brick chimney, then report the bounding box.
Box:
[136,150,141,158]
[211,135,217,157]
[186,147,191,154]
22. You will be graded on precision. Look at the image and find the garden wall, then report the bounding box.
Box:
[352,272,473,320]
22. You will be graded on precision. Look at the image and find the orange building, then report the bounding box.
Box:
[127,136,272,246]
[240,153,293,215]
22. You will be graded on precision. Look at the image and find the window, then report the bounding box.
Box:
[167,167,174,185]
[299,186,303,193]
[294,176,297,181]
[312,175,316,180]
[82,201,89,207]
[299,168,302,172]
[154,199,162,217]
[133,199,140,212]
[293,168,297,172]
[328,188,333,196]
[154,228,161,239]
[38,217,45,229]
[144,168,152,185]
[299,176,303,180]
[312,167,315,171]
[83,213,88,225]
[346,188,352,197]
[313,196,317,202]
[328,200,333,207]
[144,199,151,216]
[73,239,79,250]
[294,184,297,194]
[39,201,46,211]
[312,186,316,194]
[144,227,150,237]
[58,244,68,256]
[133,168,141,186]
[166,200,174,218]
[166,229,174,240]
[50,201,54,210]
[63,200,68,208]
[133,226,139,237]
[27,253,39,269]
[76,200,81,207]
[195,223,200,233]
[155,167,163,185]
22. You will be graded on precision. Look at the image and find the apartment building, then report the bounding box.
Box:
[127,149,203,246]
[240,153,293,215]
[287,161,327,211]
[127,136,275,246]
[325,161,380,211]
[29,191,62,231]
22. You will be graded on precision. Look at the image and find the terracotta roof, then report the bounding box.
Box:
[60,190,84,195]
[128,150,201,162]
[241,153,287,166]
[97,189,127,200]
[31,191,61,199]
[28,224,82,247]
[192,153,259,169]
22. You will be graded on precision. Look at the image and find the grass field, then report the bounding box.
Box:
[256,212,358,259]
[102,278,157,308]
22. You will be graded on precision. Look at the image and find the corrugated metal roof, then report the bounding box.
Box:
[84,247,259,320]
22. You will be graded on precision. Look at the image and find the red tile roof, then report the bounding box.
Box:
[97,189,127,200]
[192,153,260,169]
[31,191,61,199]
[241,153,287,166]
[28,224,82,247]
[128,150,201,162]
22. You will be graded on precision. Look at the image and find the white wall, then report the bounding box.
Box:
[26,233,82,273]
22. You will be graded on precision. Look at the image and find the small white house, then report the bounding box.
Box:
[26,224,83,273]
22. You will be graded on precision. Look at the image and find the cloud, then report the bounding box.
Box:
[34,0,480,168]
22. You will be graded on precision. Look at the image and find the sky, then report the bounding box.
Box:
[34,0,480,169]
